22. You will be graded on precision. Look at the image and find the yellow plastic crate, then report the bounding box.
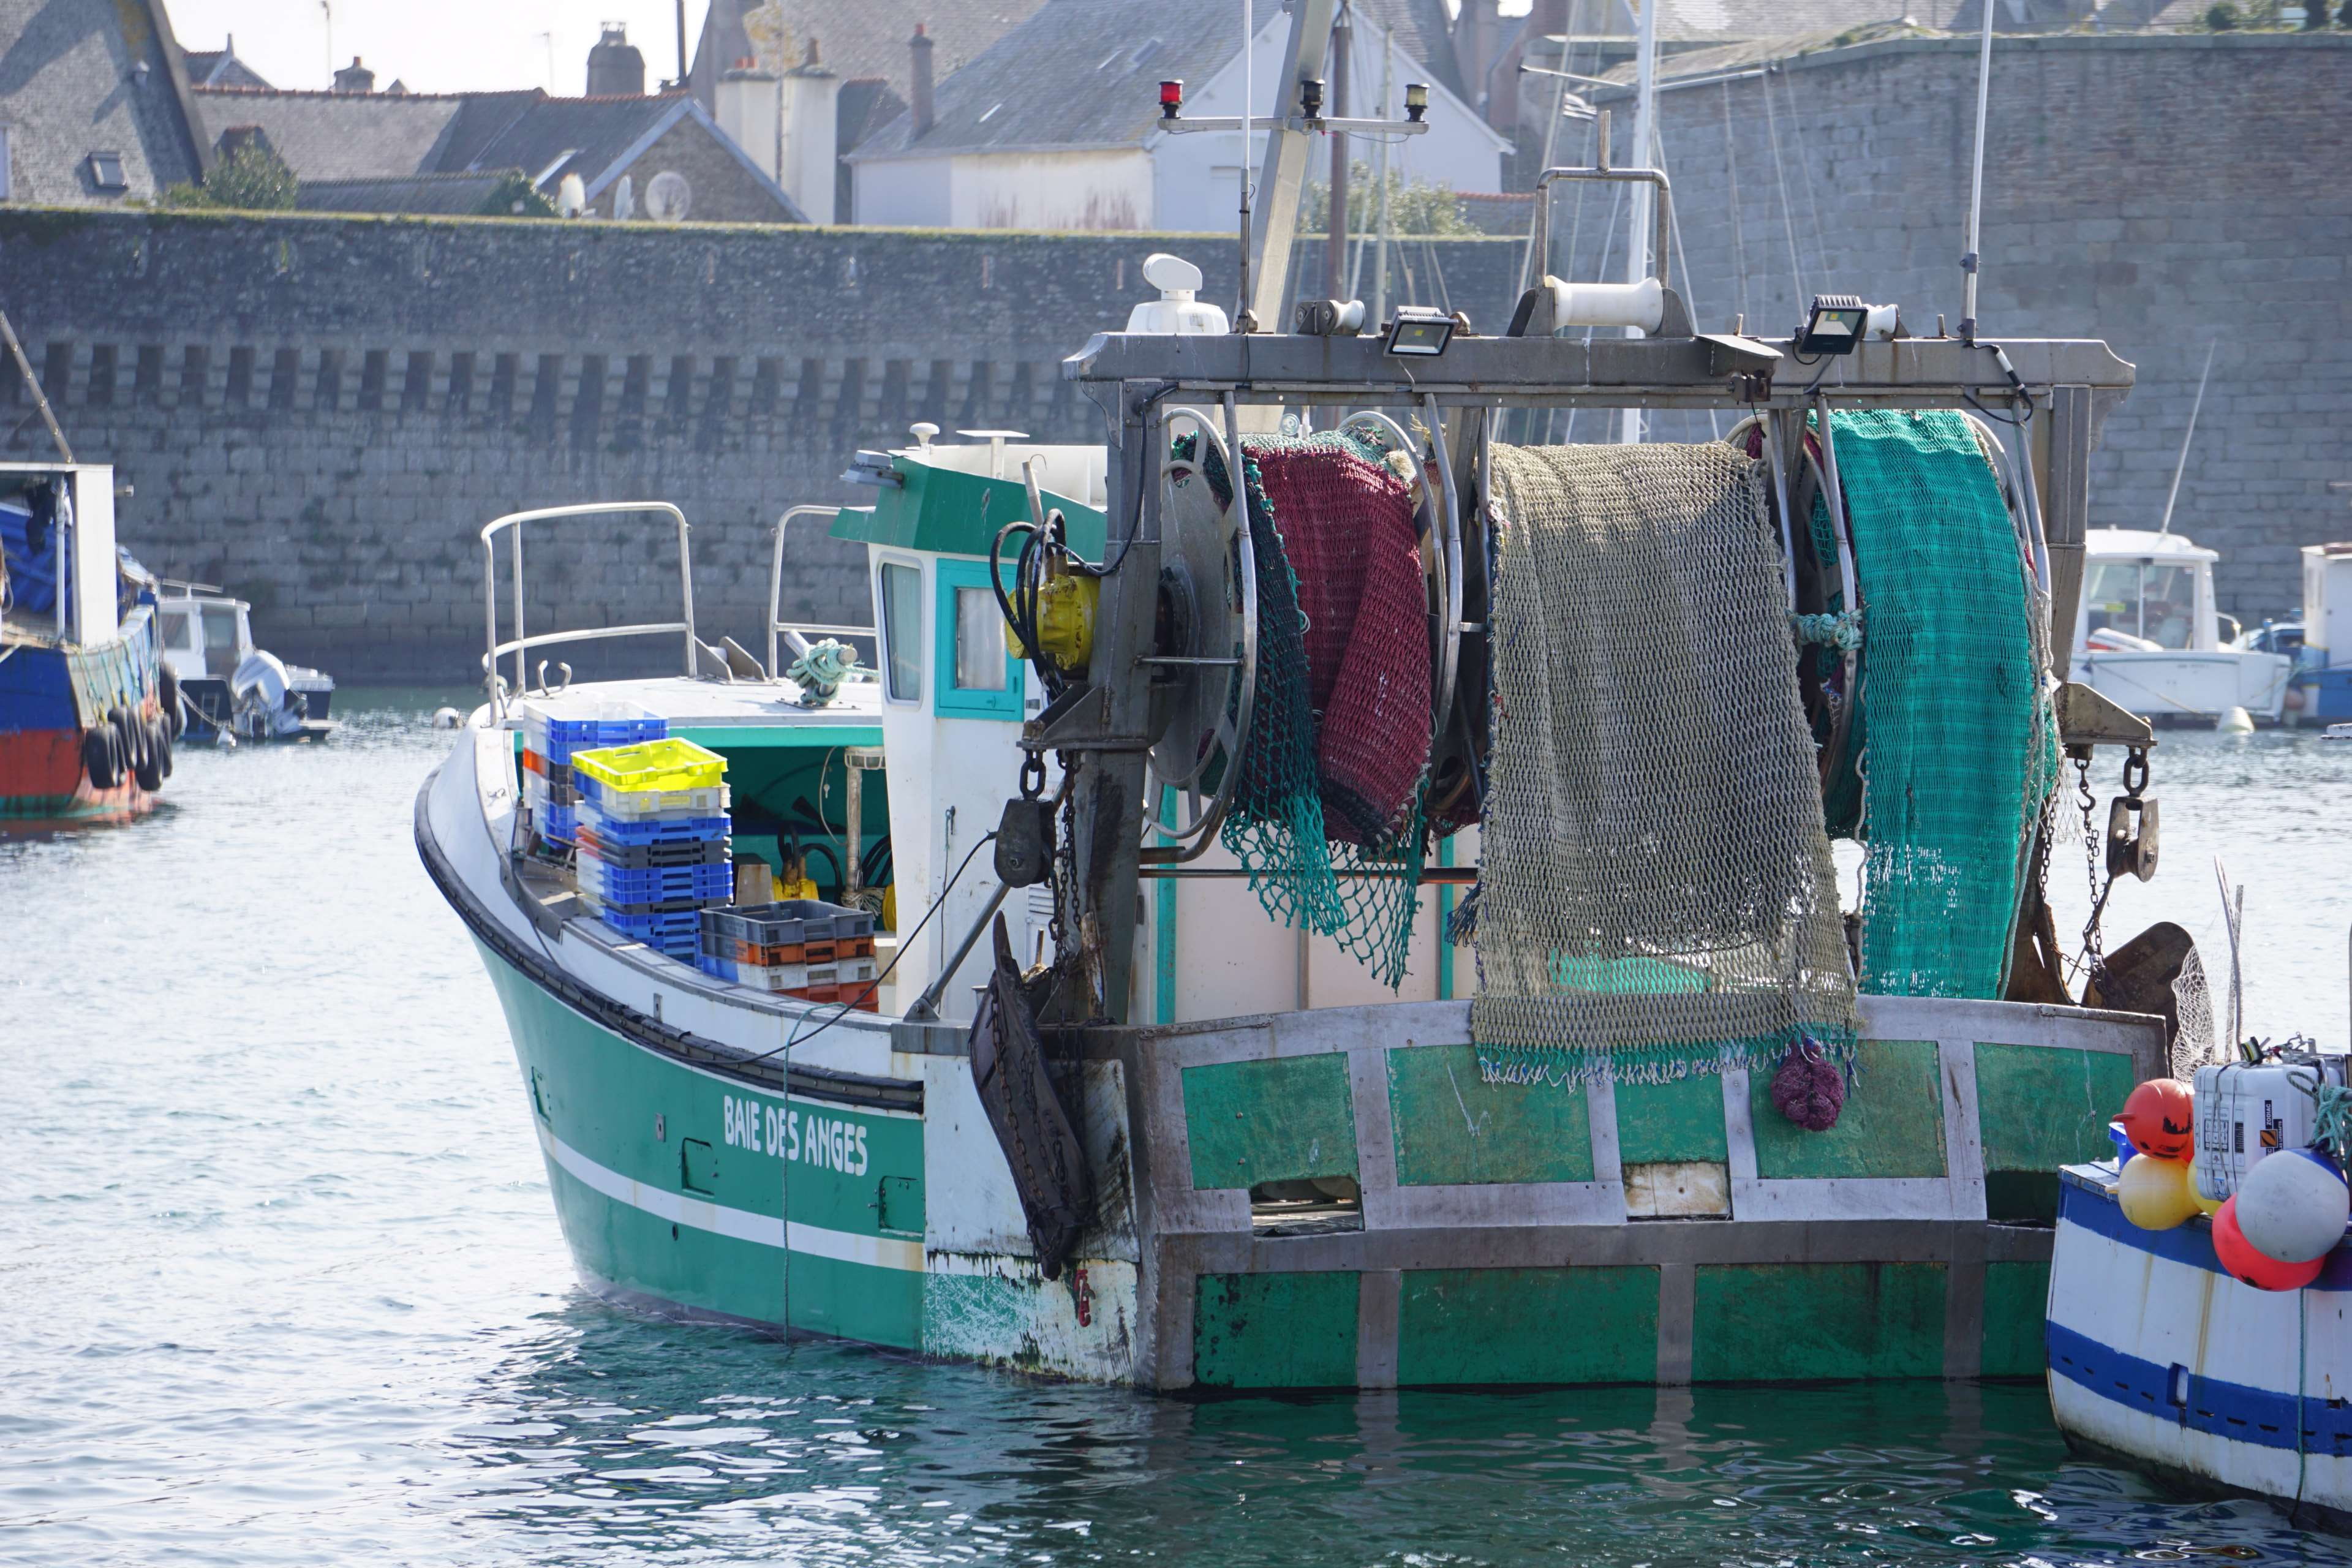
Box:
[570,736,726,794]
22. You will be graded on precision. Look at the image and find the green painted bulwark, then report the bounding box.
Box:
[1614,1073,1730,1166]
[1387,1044,1594,1186]
[1980,1261,2052,1378]
[1692,1263,1947,1381]
[1398,1267,1657,1385]
[1183,1055,1359,1189]
[1193,1272,1360,1388]
[1973,1043,2135,1222]
[1748,1039,1947,1180]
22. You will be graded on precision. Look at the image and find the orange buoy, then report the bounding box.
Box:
[2117,1078,2195,1161]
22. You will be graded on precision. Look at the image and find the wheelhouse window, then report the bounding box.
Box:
[933,557,1022,720]
[2084,560,2197,650]
[954,586,1007,691]
[878,562,922,701]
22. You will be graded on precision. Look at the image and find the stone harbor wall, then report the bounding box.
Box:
[1570,31,2352,622]
[2,29,2346,678]
[0,208,1520,680]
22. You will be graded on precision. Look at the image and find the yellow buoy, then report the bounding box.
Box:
[2118,1153,2201,1231]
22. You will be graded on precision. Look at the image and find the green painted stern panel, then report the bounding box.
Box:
[1692,1263,1947,1381]
[1614,1072,1730,1166]
[1973,1042,2135,1222]
[1399,1267,1657,1385]
[1386,1044,1594,1186]
[1749,1039,1947,1180]
[1183,1055,1359,1189]
[1980,1261,2053,1378]
[1193,1272,1360,1388]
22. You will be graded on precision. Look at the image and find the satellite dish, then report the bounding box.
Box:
[644,170,691,222]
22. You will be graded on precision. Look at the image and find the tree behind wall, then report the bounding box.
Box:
[162,140,298,212]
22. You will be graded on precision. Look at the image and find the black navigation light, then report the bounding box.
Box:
[1159,79,1183,120]
[1797,294,1868,356]
[1300,77,1324,120]
[1384,305,1454,358]
[1404,82,1429,123]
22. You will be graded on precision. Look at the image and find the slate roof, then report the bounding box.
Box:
[690,0,1048,113]
[850,0,1466,164]
[0,0,211,204]
[183,43,271,90]
[190,86,475,182]
[458,93,694,190]
[293,172,514,215]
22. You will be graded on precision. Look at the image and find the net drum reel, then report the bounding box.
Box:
[1139,402,1258,862]
[1336,400,1480,826]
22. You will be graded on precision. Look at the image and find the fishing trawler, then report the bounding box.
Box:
[419,3,2187,1389]
[0,460,175,822]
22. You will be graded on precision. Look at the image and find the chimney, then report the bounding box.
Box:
[332,56,374,94]
[587,24,647,96]
[910,24,935,138]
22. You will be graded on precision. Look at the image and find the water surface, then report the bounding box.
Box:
[1,698,2344,1565]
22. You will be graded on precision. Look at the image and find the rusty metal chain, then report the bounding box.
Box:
[2076,753,2111,991]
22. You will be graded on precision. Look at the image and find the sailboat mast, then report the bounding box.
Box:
[2157,339,2218,538]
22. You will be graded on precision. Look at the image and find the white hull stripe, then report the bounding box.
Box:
[535,1121,924,1272]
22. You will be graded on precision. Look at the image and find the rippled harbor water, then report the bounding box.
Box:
[2,697,2346,1566]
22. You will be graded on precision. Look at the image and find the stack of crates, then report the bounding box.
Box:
[520,698,665,848]
[698,899,879,1009]
[570,737,731,961]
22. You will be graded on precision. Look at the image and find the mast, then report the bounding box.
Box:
[1960,0,1995,345]
[2157,339,2217,537]
[1371,22,1392,323]
[1618,0,1657,445]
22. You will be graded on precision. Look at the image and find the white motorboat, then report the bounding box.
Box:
[2073,529,2291,725]
[154,582,335,743]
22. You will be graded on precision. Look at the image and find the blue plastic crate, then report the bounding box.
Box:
[592,903,704,944]
[579,856,733,904]
[534,801,577,845]
[696,952,739,982]
[525,702,666,765]
[575,806,731,845]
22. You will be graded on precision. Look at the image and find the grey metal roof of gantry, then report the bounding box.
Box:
[849,0,1464,164]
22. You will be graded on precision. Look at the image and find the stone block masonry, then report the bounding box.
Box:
[0,208,1525,679]
[1576,32,2352,620]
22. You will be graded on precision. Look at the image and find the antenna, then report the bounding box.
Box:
[1619,0,1657,445]
[2156,339,2217,537]
[1959,1,1994,346]
[2216,857,2246,1054]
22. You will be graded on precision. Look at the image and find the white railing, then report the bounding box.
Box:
[481,503,697,720]
[767,504,876,680]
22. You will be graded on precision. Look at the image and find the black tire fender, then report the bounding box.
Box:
[83,725,119,790]
[157,664,184,740]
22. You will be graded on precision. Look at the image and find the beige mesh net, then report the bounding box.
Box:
[1470,441,1859,1085]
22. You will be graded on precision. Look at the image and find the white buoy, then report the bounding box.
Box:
[2218,706,2255,734]
[432,707,464,731]
[2234,1145,2350,1264]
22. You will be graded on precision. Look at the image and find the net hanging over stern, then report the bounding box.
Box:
[1471,441,1858,1085]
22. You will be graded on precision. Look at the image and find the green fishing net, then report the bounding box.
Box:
[1821,408,2058,998]
[1183,433,1427,990]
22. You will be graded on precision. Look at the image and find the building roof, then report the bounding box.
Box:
[188,83,807,221]
[690,0,1048,117]
[190,86,477,181]
[183,38,271,90]
[0,0,212,204]
[292,172,516,215]
[849,0,1466,164]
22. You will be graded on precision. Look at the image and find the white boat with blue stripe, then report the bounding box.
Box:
[2047,1162,2352,1529]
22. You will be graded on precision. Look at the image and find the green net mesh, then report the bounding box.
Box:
[1186,433,1427,990]
[1822,408,2058,999]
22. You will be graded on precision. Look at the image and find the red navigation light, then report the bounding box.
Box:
[1159,79,1183,120]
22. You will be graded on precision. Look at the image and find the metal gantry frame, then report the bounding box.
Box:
[1041,328,2135,1025]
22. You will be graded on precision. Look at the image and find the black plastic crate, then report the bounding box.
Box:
[576,832,729,869]
[699,898,875,948]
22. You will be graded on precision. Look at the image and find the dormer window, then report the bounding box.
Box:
[86,151,127,193]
